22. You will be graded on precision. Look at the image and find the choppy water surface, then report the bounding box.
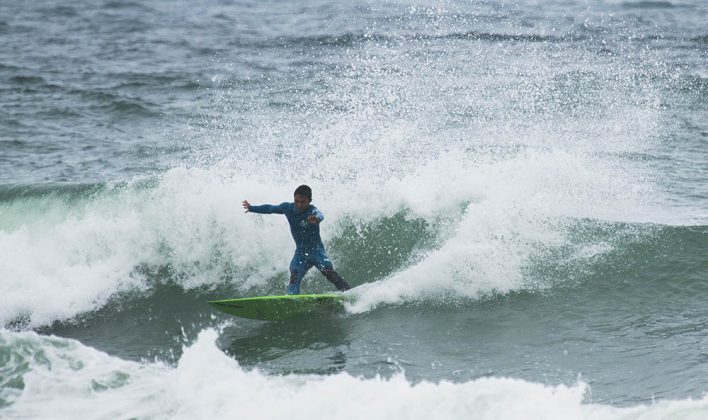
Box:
[1,0,707,418]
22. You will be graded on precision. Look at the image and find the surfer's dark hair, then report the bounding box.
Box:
[294,185,312,200]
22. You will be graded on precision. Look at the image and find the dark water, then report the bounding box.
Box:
[1,0,707,418]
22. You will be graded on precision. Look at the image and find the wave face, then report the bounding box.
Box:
[1,0,707,414]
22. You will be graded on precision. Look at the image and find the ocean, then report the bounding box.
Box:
[1,0,707,418]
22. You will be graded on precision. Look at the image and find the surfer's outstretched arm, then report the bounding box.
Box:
[242,201,288,214]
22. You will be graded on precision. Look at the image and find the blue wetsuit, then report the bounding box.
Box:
[248,202,350,294]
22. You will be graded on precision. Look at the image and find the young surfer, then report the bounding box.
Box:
[242,185,351,294]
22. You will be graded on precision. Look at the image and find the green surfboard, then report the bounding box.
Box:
[208,293,351,321]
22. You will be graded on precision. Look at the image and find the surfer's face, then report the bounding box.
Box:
[294,194,311,212]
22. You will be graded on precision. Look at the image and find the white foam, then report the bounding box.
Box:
[2,328,708,420]
[0,169,295,327]
[344,147,675,312]
[0,141,694,326]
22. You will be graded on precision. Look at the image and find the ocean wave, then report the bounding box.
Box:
[7,75,47,85]
[69,89,161,116]
[0,170,292,327]
[100,0,155,12]
[1,147,700,328]
[620,1,677,9]
[228,29,577,51]
[2,74,63,93]
[106,71,201,91]
[39,5,79,17]
[2,328,708,419]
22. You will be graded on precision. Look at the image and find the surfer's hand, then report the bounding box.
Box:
[242,200,251,213]
[307,215,320,224]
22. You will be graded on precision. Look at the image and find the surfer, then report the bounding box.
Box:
[242,185,351,294]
